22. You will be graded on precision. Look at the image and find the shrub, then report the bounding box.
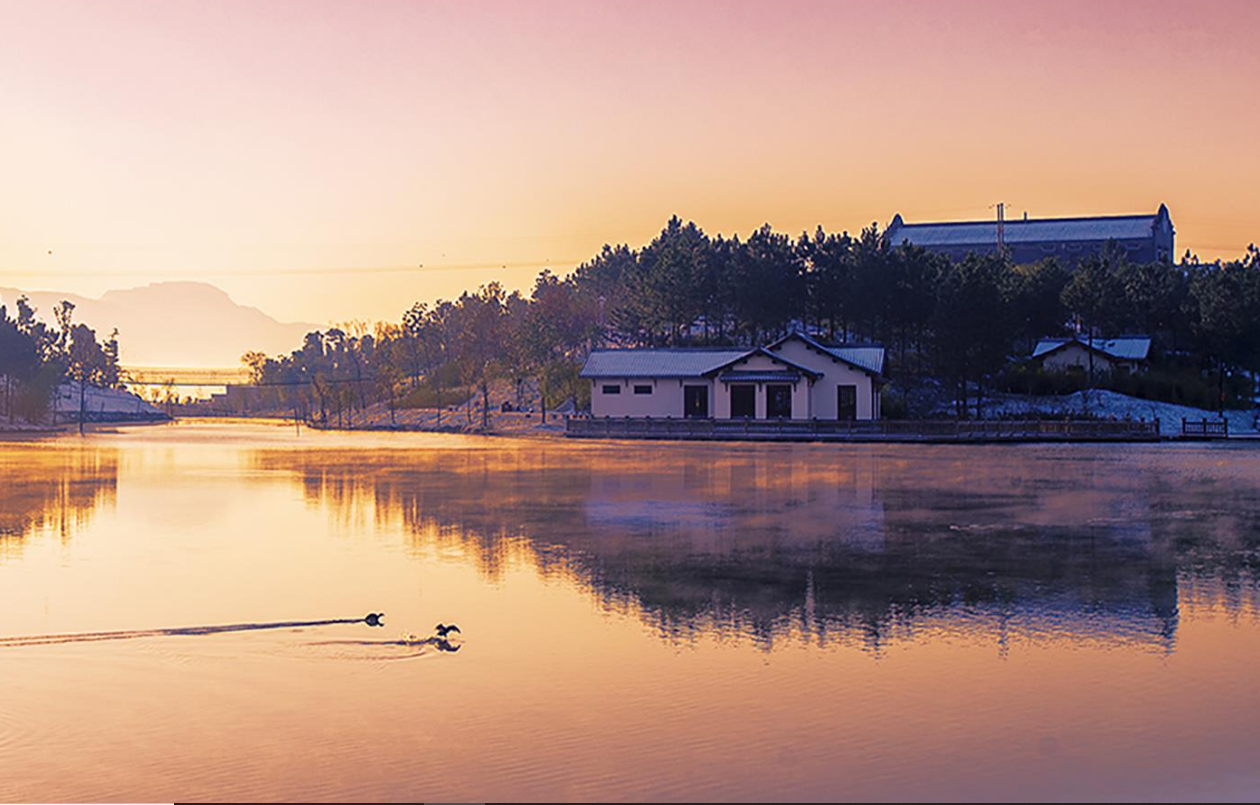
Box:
[998,360,1251,410]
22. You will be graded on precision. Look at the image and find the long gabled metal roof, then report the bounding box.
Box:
[886,211,1163,248]
[580,348,748,378]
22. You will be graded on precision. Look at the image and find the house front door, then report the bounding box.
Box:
[684,385,709,419]
[730,384,755,418]
[766,384,792,419]
[838,385,857,420]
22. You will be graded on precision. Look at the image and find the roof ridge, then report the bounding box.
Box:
[826,342,885,349]
[1037,334,1152,341]
[893,213,1157,229]
[589,346,748,352]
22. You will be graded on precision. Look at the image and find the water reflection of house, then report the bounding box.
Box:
[0,448,118,552]
[575,503,1178,651]
[585,451,887,554]
[257,445,1205,652]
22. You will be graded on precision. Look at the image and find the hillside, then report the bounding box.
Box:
[0,282,317,368]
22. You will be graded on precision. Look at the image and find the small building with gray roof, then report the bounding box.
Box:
[581,332,885,421]
[1031,335,1152,374]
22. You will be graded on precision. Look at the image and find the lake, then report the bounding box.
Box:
[2,421,1260,802]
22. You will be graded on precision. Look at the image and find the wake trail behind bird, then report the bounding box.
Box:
[0,614,385,648]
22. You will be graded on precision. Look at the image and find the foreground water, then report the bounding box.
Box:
[2,421,1260,802]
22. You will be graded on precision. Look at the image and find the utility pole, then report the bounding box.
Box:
[996,201,1006,255]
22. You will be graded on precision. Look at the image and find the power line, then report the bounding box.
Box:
[0,259,582,279]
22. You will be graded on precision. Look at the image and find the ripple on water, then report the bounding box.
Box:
[0,706,24,755]
[298,634,465,663]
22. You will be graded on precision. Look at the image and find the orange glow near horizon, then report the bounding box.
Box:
[2,0,1259,325]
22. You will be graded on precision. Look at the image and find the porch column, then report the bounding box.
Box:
[714,381,730,419]
[792,378,811,421]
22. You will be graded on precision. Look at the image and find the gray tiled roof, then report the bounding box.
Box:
[767,331,886,375]
[580,348,748,378]
[887,215,1158,248]
[1032,336,1152,361]
[582,335,887,380]
[823,345,886,375]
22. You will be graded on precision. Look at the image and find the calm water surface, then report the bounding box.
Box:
[2,421,1260,801]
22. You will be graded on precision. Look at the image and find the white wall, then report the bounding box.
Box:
[588,339,883,420]
[590,378,700,418]
[1041,344,1116,373]
[772,339,879,420]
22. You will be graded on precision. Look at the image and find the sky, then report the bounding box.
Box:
[2,0,1259,327]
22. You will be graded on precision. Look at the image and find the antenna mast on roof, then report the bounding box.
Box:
[996,201,1005,255]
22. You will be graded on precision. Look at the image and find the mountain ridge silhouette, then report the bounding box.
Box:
[0,281,318,368]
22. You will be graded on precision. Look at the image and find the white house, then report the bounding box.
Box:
[1031,336,1151,374]
[581,332,885,421]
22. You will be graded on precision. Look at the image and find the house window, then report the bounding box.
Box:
[602,384,621,395]
[730,384,755,418]
[633,384,652,395]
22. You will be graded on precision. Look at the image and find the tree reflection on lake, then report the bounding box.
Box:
[8,427,1260,801]
[256,441,1260,653]
[0,443,117,558]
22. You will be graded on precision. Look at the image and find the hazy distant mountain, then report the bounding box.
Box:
[0,282,318,368]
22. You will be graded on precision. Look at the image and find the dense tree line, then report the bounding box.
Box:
[245,277,598,429]
[0,298,122,431]
[245,217,1260,423]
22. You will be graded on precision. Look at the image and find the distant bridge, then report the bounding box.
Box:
[121,366,252,387]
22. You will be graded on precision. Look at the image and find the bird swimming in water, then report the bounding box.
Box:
[364,612,385,627]
[435,623,460,638]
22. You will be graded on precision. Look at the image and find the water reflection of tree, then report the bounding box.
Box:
[257,444,1260,651]
[0,447,118,557]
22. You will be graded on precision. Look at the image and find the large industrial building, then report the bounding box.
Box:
[884,204,1175,266]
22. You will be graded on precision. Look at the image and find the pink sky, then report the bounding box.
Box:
[2,0,1258,325]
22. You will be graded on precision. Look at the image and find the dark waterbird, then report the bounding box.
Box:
[435,623,461,638]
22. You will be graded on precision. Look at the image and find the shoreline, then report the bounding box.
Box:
[3,414,1250,446]
[0,424,65,438]
[0,416,172,440]
[178,413,1250,446]
[181,406,572,440]
[175,386,1256,445]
